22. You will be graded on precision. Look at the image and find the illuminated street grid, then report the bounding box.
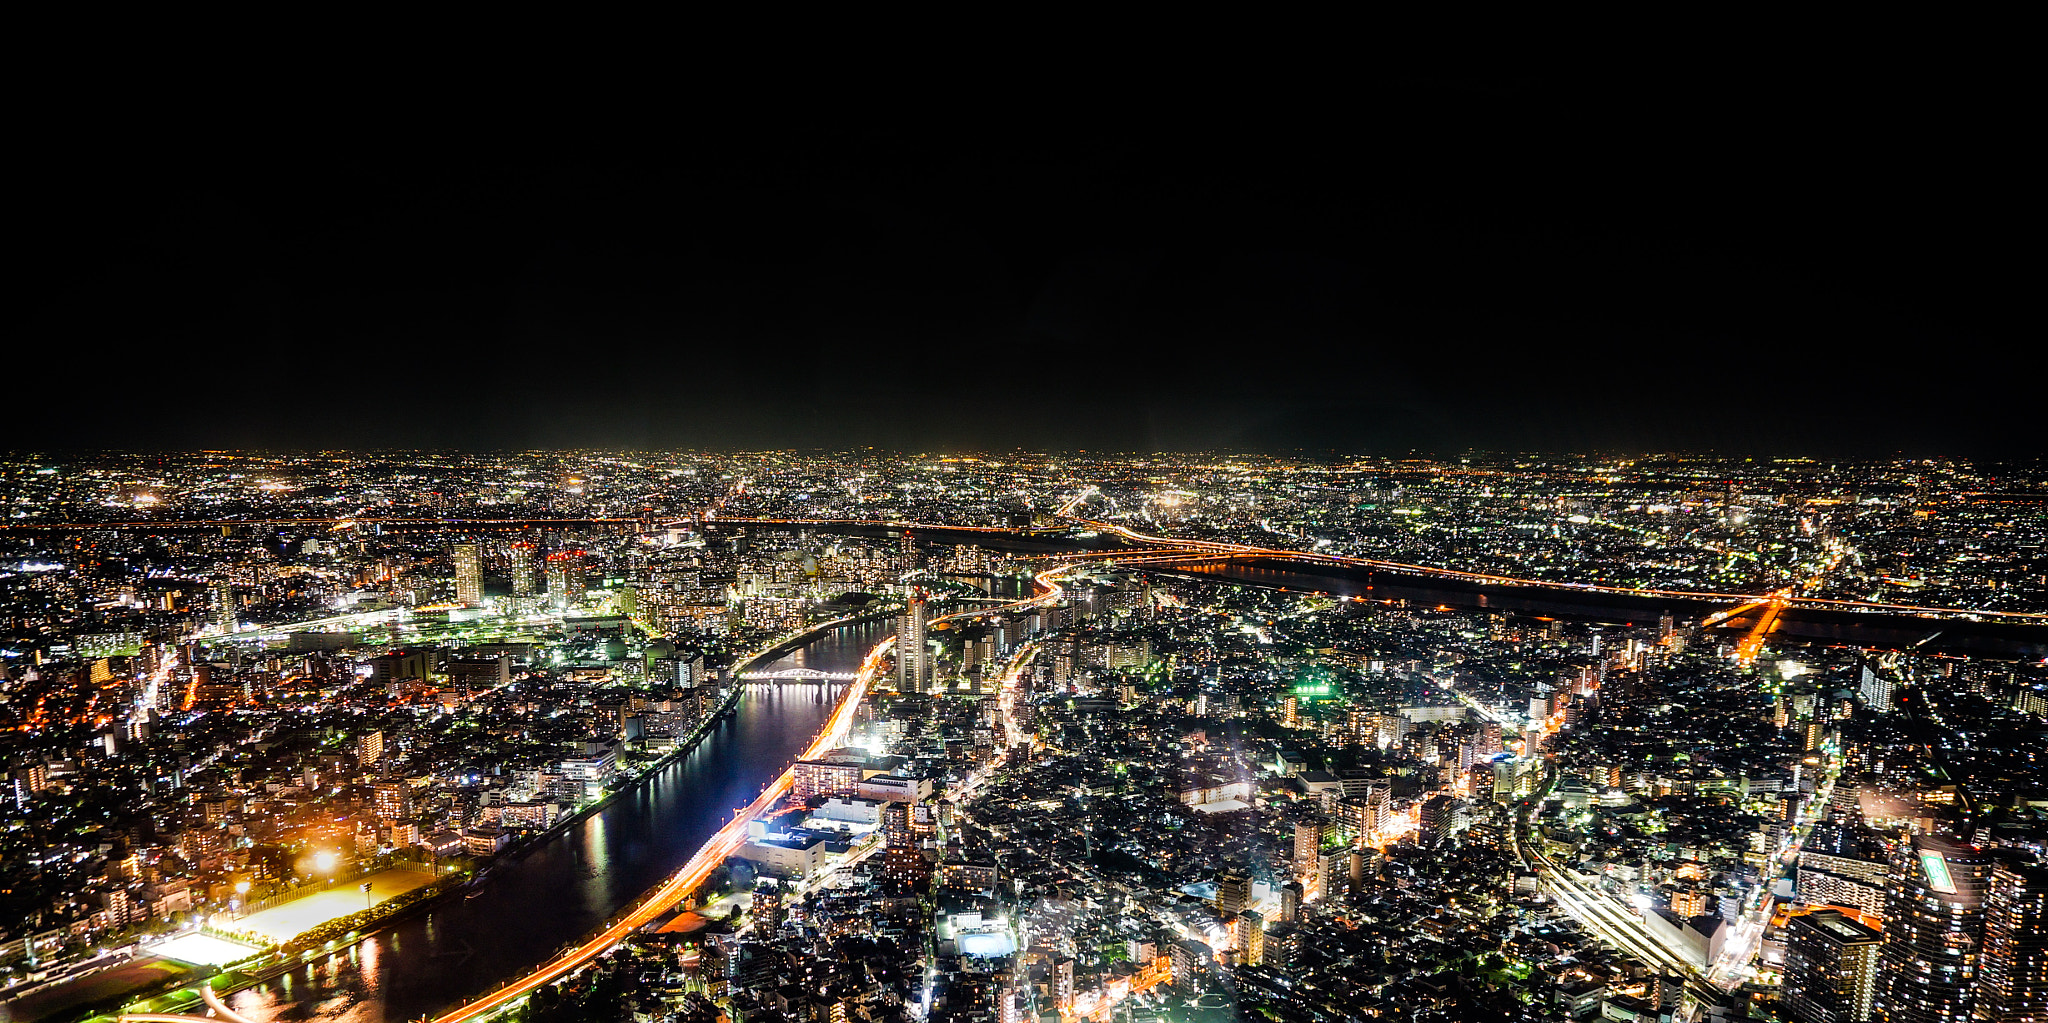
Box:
[0,451,2042,1023]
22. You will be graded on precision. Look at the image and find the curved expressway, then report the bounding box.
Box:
[714,516,2048,657]
[426,638,891,1023]
[423,512,2036,1020]
[716,514,2048,623]
[427,552,1082,1022]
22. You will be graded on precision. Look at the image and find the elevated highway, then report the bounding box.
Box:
[425,638,891,1023]
[711,516,2048,659]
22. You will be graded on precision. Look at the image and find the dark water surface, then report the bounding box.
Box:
[227,619,887,1022]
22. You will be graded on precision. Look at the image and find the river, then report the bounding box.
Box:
[224,618,889,1022]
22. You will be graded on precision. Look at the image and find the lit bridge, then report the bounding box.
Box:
[738,667,858,682]
[705,514,2048,659]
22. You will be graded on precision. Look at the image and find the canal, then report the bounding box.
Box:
[225,617,890,1022]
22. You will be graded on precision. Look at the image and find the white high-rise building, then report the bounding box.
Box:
[546,551,585,612]
[510,542,537,596]
[1859,667,1893,713]
[212,580,236,633]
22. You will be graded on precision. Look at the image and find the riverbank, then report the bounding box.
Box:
[485,603,902,867]
[142,606,902,1022]
[424,629,893,1023]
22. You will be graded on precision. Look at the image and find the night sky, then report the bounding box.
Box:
[13,76,2036,458]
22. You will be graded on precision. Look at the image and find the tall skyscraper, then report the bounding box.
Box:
[510,542,537,596]
[896,589,929,693]
[546,550,585,612]
[898,530,920,581]
[211,579,235,632]
[1974,856,2048,1022]
[1875,834,1995,1023]
[452,543,482,604]
[1784,908,1882,1023]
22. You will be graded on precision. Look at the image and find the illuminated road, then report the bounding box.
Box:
[425,638,891,1023]
[710,516,2048,626]
[1731,590,1790,667]
[45,508,2036,626]
[243,512,2025,1020]
[0,516,657,531]
[425,552,1080,1022]
[199,982,256,1023]
[14,509,2043,624]
[1702,772,1838,991]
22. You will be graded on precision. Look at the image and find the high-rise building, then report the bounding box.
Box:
[1293,818,1323,870]
[1215,872,1252,917]
[1419,794,1456,847]
[898,531,920,581]
[1800,823,1892,918]
[1974,856,2048,1022]
[1862,667,1895,713]
[1672,890,1711,918]
[372,779,412,822]
[1875,835,1995,1023]
[882,801,912,849]
[1171,939,1212,990]
[510,542,537,596]
[1235,910,1265,967]
[546,550,586,612]
[1316,848,1345,903]
[1784,908,1882,1023]
[1828,781,1869,828]
[212,579,236,632]
[356,730,384,768]
[896,590,929,693]
[452,543,483,604]
[1341,785,1392,846]
[1263,923,1299,973]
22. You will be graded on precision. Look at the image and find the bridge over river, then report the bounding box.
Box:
[710,518,2048,660]
[216,617,886,1023]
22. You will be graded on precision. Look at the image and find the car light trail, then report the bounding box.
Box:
[427,639,892,1023]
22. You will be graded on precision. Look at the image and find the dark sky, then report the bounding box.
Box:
[12,76,2037,458]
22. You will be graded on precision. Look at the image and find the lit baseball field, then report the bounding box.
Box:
[234,870,437,943]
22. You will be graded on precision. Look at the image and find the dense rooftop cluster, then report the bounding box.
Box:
[545,568,2047,1022]
[0,449,2042,1023]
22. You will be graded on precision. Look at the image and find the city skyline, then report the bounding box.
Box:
[0,447,2043,1022]
[4,71,2044,1023]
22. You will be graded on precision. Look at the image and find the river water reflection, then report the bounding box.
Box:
[227,618,888,1022]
